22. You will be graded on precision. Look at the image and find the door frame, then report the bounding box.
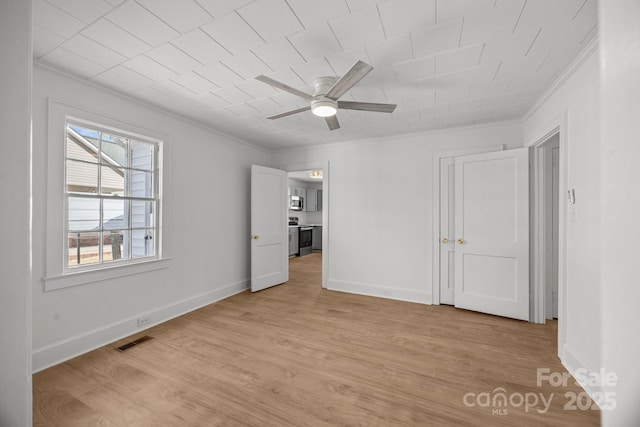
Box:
[431,145,505,305]
[526,111,568,357]
[278,160,330,289]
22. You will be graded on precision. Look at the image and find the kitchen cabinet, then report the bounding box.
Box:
[288,227,299,256]
[317,189,323,211]
[312,226,322,251]
[305,189,317,212]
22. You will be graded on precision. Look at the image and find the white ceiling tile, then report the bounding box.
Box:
[133,87,181,106]
[366,34,412,68]
[238,0,304,43]
[329,6,385,51]
[246,97,284,114]
[435,44,483,75]
[152,80,199,98]
[468,80,510,99]
[417,64,498,90]
[194,0,253,18]
[225,103,261,117]
[251,38,306,70]
[46,0,113,24]
[170,29,231,65]
[494,51,548,81]
[478,28,540,65]
[412,19,462,59]
[105,1,179,47]
[33,25,65,58]
[60,34,126,68]
[269,91,310,108]
[402,92,435,110]
[124,55,178,81]
[345,0,379,12]
[136,0,212,34]
[291,60,336,86]
[435,85,471,104]
[40,47,106,78]
[287,0,350,28]
[460,1,525,46]
[287,23,343,63]
[200,12,265,54]
[104,0,124,6]
[378,0,435,39]
[33,0,86,39]
[436,0,494,25]
[170,72,219,94]
[235,79,279,99]
[191,92,231,110]
[146,44,203,74]
[220,52,272,80]
[82,19,151,58]
[194,62,246,87]
[92,66,155,92]
[213,86,254,104]
[382,82,419,100]
[394,56,435,83]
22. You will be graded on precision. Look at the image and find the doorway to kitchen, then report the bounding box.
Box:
[284,161,329,289]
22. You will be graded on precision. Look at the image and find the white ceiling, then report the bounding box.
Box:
[33,0,597,151]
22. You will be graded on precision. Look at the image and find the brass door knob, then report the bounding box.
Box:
[251,235,259,240]
[442,238,449,243]
[457,239,464,244]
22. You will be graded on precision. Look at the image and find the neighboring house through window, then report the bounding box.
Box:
[65,120,160,270]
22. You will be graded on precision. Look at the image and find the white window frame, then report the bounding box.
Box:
[44,100,171,291]
[63,118,161,272]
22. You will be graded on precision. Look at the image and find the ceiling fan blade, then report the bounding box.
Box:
[266,105,311,120]
[338,101,397,113]
[325,115,340,131]
[325,60,374,100]
[255,75,313,101]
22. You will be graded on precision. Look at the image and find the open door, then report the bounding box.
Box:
[251,165,288,292]
[454,148,529,320]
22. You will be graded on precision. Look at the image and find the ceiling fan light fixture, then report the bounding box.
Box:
[311,98,337,117]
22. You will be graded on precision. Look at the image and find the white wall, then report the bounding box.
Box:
[523,44,601,385]
[274,122,522,303]
[0,1,33,425]
[600,1,640,424]
[31,67,271,370]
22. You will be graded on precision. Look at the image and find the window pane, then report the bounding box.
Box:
[103,199,129,230]
[66,160,98,193]
[129,169,153,198]
[132,229,155,258]
[131,200,154,228]
[101,165,125,196]
[103,230,130,262]
[67,232,100,267]
[131,140,154,171]
[101,133,128,167]
[66,126,99,162]
[68,197,100,231]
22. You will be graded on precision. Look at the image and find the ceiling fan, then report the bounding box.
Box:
[255,60,397,131]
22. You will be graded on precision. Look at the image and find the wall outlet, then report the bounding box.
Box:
[137,315,151,327]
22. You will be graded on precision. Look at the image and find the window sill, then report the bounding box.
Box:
[43,258,172,291]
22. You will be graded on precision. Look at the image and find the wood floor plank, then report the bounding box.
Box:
[33,253,600,426]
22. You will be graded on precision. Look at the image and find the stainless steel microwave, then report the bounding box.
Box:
[290,195,303,211]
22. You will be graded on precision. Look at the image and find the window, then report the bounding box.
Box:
[64,120,160,271]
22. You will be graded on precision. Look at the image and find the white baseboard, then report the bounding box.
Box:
[327,279,431,304]
[561,344,602,404]
[32,280,249,373]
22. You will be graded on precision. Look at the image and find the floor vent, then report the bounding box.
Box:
[116,335,153,352]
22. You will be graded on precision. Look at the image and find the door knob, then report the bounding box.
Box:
[457,239,464,244]
[441,238,449,243]
[251,235,259,240]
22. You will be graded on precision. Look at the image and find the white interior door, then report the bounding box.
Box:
[439,157,456,305]
[454,148,529,321]
[251,165,288,292]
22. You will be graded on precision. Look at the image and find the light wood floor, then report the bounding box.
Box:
[33,252,599,426]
